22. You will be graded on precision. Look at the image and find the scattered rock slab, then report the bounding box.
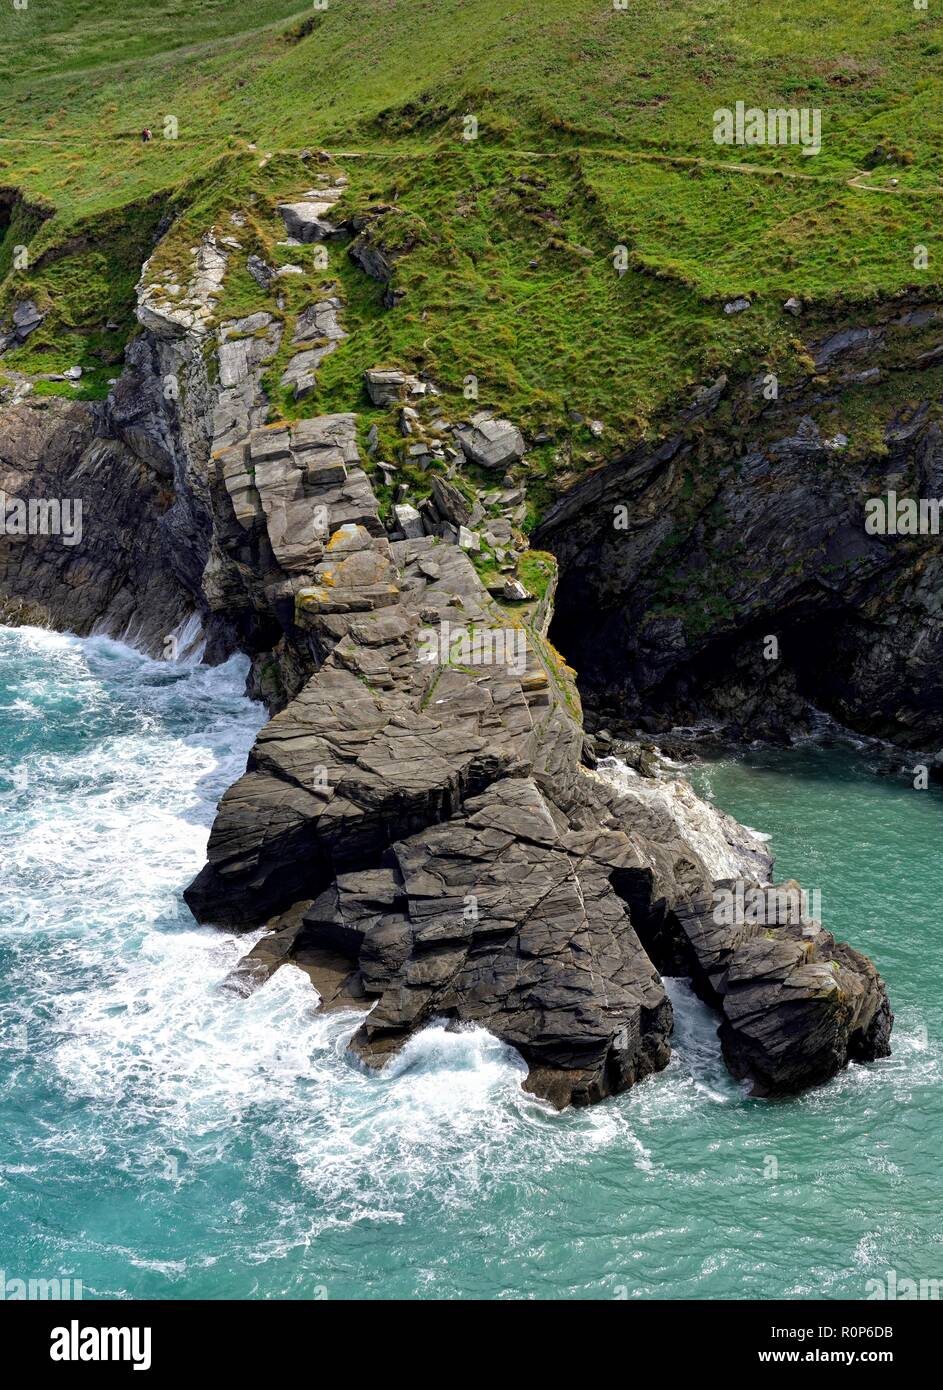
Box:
[276,200,339,243]
[454,412,525,470]
[364,368,420,406]
[430,475,472,529]
[393,503,424,539]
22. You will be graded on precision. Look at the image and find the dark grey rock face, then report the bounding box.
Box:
[668,885,892,1096]
[0,398,194,651]
[298,776,677,1108]
[536,304,943,749]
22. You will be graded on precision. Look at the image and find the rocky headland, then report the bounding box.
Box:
[0,173,896,1107]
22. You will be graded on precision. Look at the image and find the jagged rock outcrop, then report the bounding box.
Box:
[0,190,895,1108]
[276,182,349,401]
[186,417,892,1106]
[201,412,390,703]
[0,174,367,689]
[536,300,943,749]
[667,883,892,1096]
[0,194,309,666]
[0,225,240,653]
[136,232,229,339]
[185,420,681,1105]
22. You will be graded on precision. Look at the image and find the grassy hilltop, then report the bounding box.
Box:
[1,0,942,501]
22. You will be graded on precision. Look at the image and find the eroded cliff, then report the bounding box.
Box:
[536,304,943,752]
[0,172,895,1107]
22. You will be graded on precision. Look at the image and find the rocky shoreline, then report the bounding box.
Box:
[0,179,895,1107]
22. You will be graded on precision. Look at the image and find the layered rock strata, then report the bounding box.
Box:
[536,301,943,748]
[185,417,892,1106]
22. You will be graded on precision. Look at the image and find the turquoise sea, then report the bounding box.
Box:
[1,625,940,1300]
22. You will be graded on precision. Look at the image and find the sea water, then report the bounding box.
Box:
[0,626,939,1300]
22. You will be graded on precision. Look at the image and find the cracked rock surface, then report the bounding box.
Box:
[667,884,893,1096]
[187,417,892,1107]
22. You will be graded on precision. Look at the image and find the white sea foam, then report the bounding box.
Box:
[597,756,773,882]
[0,628,554,1229]
[3,624,940,1300]
[663,978,741,1105]
[0,628,791,1232]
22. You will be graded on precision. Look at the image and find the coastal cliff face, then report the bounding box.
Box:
[0,395,193,647]
[536,303,943,751]
[0,179,895,1108]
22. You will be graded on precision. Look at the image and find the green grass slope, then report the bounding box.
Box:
[1,1,942,486]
